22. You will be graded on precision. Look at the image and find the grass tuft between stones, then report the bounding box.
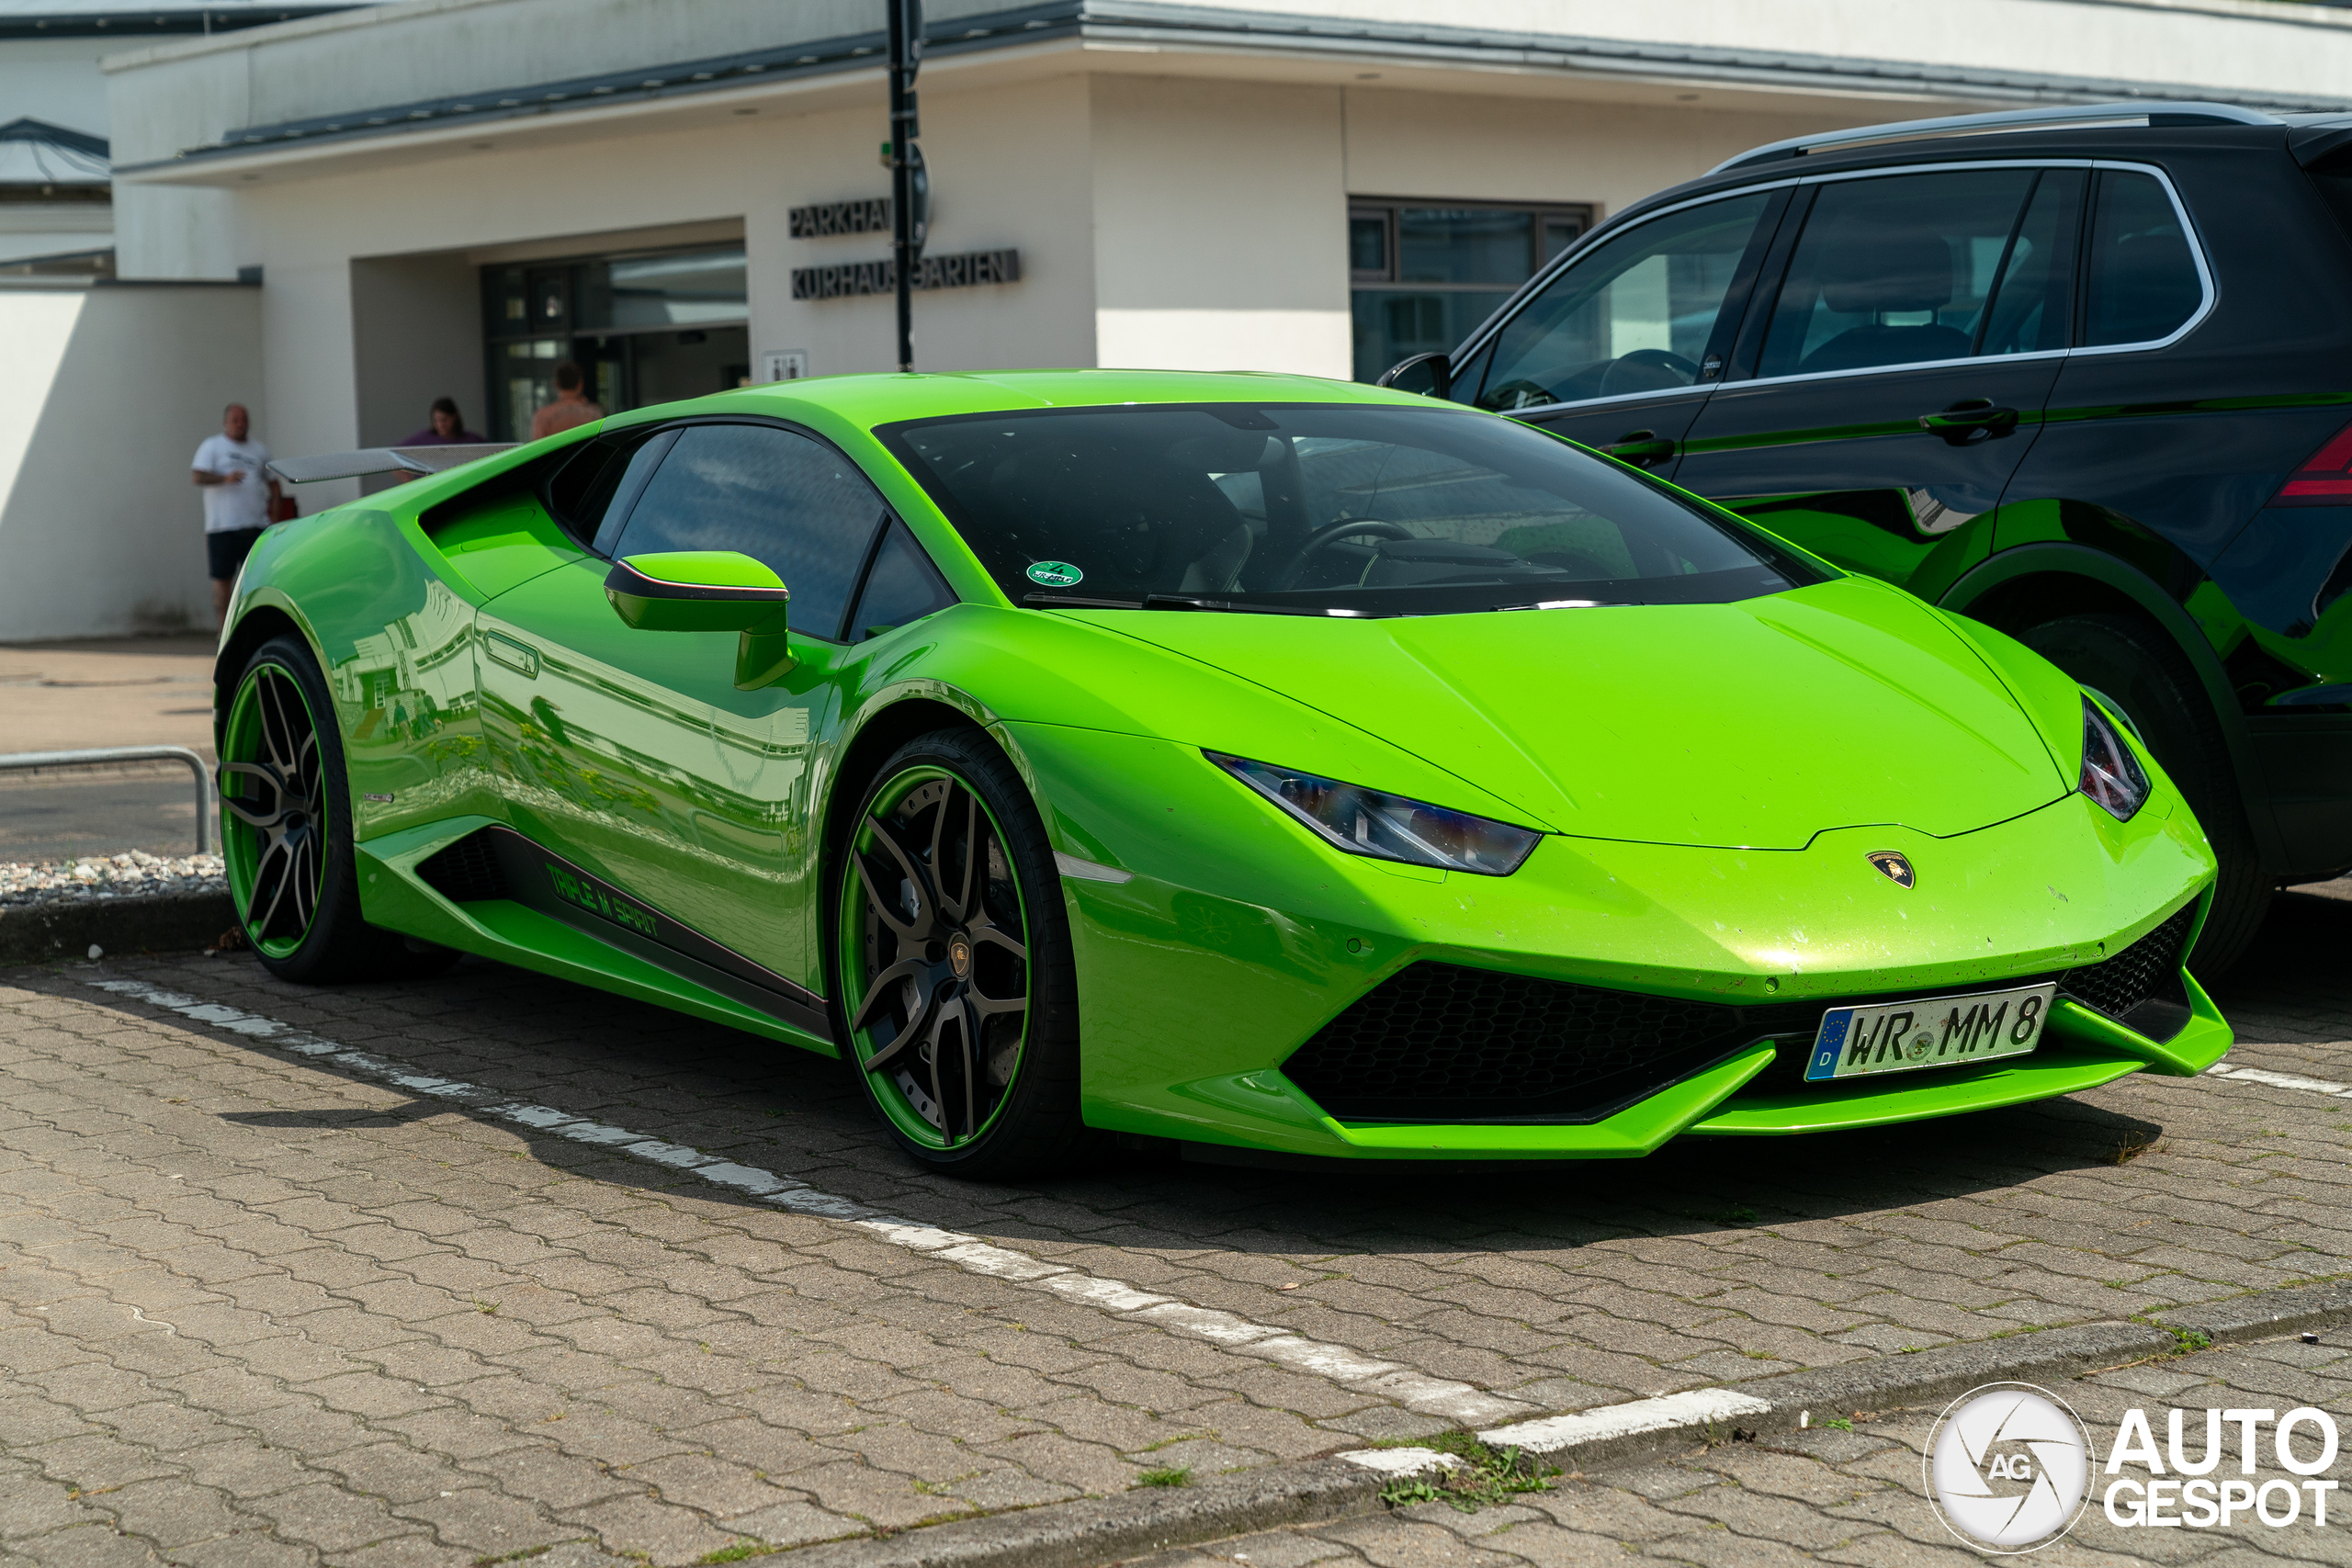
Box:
[1134,1465,1193,1488]
[1379,1431,1558,1514]
[474,1545,583,1568]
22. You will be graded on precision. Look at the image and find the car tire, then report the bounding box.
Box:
[830,728,1090,1179]
[2019,613,2268,975]
[220,635,458,984]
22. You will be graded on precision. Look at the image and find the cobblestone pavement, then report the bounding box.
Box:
[1159,1330,2352,1566]
[0,886,2346,1567]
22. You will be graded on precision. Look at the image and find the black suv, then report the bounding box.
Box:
[1385,100,2352,973]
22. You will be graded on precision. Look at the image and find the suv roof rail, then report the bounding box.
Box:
[1709,100,2281,175]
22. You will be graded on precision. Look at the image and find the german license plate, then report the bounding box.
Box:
[1802,982,2058,1083]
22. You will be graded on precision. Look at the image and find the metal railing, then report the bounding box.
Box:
[0,746,213,855]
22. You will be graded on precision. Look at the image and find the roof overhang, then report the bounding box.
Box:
[116,0,2352,189]
[0,5,347,40]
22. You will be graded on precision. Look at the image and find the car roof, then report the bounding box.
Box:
[619,368,1441,432]
[1599,113,2309,243]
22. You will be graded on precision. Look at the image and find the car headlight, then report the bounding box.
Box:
[1208,752,1540,875]
[2078,696,2150,822]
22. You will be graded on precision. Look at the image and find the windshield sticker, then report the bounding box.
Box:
[1026,561,1083,588]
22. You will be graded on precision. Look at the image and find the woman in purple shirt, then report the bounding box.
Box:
[401,398,488,446]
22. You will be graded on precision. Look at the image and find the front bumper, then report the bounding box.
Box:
[1007,723,2225,1160]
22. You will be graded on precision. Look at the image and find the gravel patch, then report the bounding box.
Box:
[0,851,226,907]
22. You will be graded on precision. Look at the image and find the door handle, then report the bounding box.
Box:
[1918,399,2019,446]
[483,630,539,678]
[1602,430,1676,466]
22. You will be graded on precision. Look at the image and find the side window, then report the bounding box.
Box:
[2083,171,2204,347]
[846,521,956,643]
[1978,169,2086,358]
[1473,192,1770,412]
[609,423,887,642]
[1756,168,2040,379]
[546,428,673,551]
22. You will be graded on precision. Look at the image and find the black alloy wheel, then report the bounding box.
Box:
[833,728,1087,1177]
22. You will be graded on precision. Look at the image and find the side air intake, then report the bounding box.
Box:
[415,833,510,904]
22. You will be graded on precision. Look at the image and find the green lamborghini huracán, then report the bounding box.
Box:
[222,369,2228,1174]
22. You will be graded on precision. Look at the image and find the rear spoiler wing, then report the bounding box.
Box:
[268,444,519,484]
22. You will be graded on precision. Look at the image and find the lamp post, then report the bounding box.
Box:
[887,0,924,372]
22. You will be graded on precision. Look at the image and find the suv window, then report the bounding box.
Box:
[1470,192,1772,412]
[1757,168,2041,378]
[1979,169,2085,358]
[2083,170,2203,347]
[606,423,888,642]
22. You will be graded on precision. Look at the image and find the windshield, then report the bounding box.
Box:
[876,402,1817,616]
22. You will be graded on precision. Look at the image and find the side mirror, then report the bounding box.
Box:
[1377,351,1452,400]
[605,550,794,690]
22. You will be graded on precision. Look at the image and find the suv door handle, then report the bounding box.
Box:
[1918,399,2019,446]
[1603,430,1676,466]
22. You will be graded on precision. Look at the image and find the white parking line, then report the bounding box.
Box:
[1476,1387,1775,1455]
[84,975,1533,1427]
[2205,1064,2352,1098]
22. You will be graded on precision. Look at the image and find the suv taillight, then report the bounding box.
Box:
[2273,421,2352,505]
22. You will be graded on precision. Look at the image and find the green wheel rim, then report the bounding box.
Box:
[220,660,328,960]
[839,765,1033,1150]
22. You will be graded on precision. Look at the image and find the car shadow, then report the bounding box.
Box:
[219,1107,416,1129]
[57,944,2198,1263]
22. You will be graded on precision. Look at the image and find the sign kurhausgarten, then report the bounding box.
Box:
[791,249,1022,299]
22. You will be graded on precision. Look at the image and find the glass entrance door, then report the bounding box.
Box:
[482,244,750,440]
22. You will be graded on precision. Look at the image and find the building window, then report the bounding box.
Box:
[1349,199,1593,382]
[481,243,750,441]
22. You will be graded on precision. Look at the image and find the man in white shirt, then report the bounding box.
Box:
[192,403,281,626]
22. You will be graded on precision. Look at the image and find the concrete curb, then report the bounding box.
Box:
[0,891,233,964]
[1729,1321,2178,1437]
[2155,1279,2352,1345]
[775,1275,2352,1568]
[779,1461,1381,1568]
[1468,1321,2177,1476]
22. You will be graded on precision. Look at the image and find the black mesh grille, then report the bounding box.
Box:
[2059,901,2197,1041]
[1283,900,2199,1125]
[416,833,509,904]
[1281,962,1821,1123]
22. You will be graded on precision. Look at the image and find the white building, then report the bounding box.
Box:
[7,0,2352,640]
[0,2,348,269]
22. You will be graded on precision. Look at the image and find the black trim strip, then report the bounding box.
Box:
[431,826,834,1043]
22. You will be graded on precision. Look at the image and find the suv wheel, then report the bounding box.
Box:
[2019,614,2268,975]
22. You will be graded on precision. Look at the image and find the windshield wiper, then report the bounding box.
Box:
[1496,597,1634,612]
[1146,595,1399,618]
[1023,591,1390,617]
[1023,592,1147,609]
